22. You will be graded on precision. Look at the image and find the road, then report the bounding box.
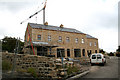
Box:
[81,56,119,79]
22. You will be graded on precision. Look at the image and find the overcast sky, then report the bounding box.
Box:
[0,0,119,52]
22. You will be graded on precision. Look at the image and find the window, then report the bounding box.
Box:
[37,47,47,56]
[66,37,70,42]
[48,35,51,41]
[82,38,84,43]
[87,50,91,57]
[75,38,78,43]
[82,49,85,56]
[38,35,41,40]
[92,55,96,59]
[95,50,97,53]
[57,48,65,57]
[90,42,92,46]
[49,48,52,54]
[67,49,70,57]
[94,42,96,46]
[58,36,62,42]
[74,49,81,57]
[97,55,101,59]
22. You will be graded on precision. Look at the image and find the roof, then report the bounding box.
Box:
[28,23,84,34]
[28,23,97,39]
[26,41,58,48]
[86,34,96,39]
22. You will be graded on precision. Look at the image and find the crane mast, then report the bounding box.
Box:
[43,0,47,24]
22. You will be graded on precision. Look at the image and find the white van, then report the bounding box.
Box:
[90,53,106,66]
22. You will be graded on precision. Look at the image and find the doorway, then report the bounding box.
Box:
[37,46,48,56]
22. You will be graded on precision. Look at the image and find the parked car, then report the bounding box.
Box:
[90,53,106,66]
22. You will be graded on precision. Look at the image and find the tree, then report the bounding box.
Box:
[99,49,105,54]
[109,52,114,56]
[116,46,120,57]
[2,36,24,53]
[116,46,120,52]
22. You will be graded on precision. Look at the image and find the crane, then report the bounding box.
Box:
[20,0,47,24]
[20,0,47,55]
[43,0,47,24]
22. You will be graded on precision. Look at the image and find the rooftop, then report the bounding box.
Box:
[28,23,96,39]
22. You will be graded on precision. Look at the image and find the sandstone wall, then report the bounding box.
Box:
[2,53,58,78]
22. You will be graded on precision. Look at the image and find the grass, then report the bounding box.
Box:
[16,68,27,73]
[27,68,37,78]
[2,60,12,71]
[67,66,79,75]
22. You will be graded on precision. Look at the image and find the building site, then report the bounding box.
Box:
[2,0,99,79]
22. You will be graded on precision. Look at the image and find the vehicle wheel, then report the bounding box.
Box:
[91,63,94,66]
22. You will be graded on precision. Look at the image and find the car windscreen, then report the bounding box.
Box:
[92,55,96,59]
[97,55,101,59]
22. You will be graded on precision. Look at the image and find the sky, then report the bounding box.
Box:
[0,0,119,53]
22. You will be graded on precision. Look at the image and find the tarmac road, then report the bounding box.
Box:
[81,56,119,79]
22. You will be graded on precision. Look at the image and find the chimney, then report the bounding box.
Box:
[60,24,64,28]
[44,22,48,25]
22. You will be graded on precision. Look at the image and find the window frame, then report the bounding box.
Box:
[94,42,96,46]
[75,38,78,43]
[92,55,96,59]
[67,49,70,57]
[90,42,92,46]
[66,37,70,42]
[37,35,41,40]
[81,38,85,43]
[48,35,51,41]
[58,36,62,42]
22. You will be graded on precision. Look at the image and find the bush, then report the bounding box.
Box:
[27,68,37,78]
[2,60,12,70]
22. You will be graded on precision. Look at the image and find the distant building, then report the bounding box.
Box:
[24,22,99,58]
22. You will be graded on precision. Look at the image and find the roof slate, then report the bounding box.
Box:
[28,23,96,39]
[86,34,96,39]
[29,23,84,34]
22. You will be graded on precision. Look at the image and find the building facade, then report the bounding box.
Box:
[24,23,99,58]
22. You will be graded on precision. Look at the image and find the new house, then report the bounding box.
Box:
[24,22,99,58]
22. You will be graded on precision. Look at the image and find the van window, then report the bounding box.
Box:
[97,55,101,59]
[92,55,96,59]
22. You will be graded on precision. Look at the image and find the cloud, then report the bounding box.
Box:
[0,0,44,13]
[0,0,119,52]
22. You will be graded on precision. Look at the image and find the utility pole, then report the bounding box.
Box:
[11,37,20,77]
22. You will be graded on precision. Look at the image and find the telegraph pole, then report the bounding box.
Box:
[11,37,20,77]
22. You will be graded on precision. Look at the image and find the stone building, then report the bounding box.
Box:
[24,22,99,58]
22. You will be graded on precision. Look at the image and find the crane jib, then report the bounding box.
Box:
[29,9,43,18]
[20,0,47,24]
